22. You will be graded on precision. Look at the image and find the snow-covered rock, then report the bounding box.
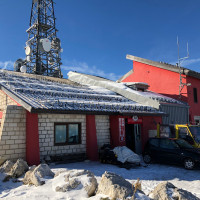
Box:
[23,164,54,186]
[97,171,146,199]
[149,181,199,200]
[53,169,98,197]
[0,160,14,173]
[10,159,29,178]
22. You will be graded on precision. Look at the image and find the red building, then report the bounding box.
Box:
[119,55,200,124]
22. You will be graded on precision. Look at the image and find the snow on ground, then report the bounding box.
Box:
[1,161,200,200]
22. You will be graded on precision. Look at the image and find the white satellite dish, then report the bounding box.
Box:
[20,65,27,73]
[25,46,32,56]
[39,38,51,52]
[26,56,31,62]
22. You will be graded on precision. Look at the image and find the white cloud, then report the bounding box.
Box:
[170,57,200,67]
[0,61,14,70]
[61,60,121,81]
[181,58,200,66]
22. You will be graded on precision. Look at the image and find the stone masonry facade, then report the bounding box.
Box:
[38,114,87,159]
[38,114,111,159]
[0,105,26,162]
[0,90,17,108]
[95,115,110,149]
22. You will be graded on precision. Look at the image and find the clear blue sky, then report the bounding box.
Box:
[0,0,200,80]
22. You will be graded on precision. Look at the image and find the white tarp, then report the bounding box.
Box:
[113,146,141,164]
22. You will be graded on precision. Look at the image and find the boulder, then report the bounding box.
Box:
[56,178,81,192]
[10,159,29,178]
[53,169,98,197]
[97,171,133,199]
[97,171,148,200]
[149,181,199,200]
[23,164,54,186]
[0,160,14,173]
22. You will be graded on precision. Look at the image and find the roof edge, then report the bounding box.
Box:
[126,54,200,80]
[117,69,133,82]
[1,87,32,112]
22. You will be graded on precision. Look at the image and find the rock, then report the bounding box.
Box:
[54,169,68,177]
[23,164,54,186]
[149,181,199,200]
[53,169,98,197]
[10,159,29,178]
[97,171,133,199]
[175,188,200,200]
[56,178,81,192]
[85,176,98,197]
[69,178,81,189]
[0,160,14,173]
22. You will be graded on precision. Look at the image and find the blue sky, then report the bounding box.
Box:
[0,0,200,80]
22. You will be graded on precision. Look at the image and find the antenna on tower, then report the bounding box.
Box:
[14,0,63,78]
[177,36,191,98]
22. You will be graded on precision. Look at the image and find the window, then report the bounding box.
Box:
[160,139,178,149]
[54,123,81,145]
[178,127,189,139]
[193,88,198,103]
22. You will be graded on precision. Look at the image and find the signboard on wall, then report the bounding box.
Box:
[119,118,125,142]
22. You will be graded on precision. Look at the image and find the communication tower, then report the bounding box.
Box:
[14,0,63,78]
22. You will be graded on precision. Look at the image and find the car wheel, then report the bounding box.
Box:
[184,158,195,170]
[143,154,152,164]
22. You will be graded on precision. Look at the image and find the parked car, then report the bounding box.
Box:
[143,138,200,169]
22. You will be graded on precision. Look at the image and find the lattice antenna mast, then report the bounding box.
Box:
[24,0,63,77]
[177,36,191,98]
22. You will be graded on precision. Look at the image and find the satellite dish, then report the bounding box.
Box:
[39,38,51,52]
[20,65,27,73]
[14,59,24,72]
[26,56,31,62]
[25,46,32,55]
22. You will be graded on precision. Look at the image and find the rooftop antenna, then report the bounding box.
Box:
[14,0,63,78]
[177,36,191,98]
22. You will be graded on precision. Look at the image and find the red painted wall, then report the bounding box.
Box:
[141,116,162,149]
[123,61,188,102]
[186,76,200,123]
[26,111,40,165]
[86,115,98,161]
[122,60,200,123]
[110,115,126,147]
[110,115,162,151]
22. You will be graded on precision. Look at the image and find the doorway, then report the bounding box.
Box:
[125,123,142,154]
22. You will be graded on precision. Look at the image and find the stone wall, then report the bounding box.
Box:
[38,114,111,159]
[0,105,26,162]
[38,114,86,159]
[0,90,17,108]
[95,115,110,149]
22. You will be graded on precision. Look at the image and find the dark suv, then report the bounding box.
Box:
[143,138,200,169]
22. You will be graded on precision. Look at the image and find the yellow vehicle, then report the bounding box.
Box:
[157,124,200,148]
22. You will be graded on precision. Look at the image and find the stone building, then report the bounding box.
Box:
[0,70,187,165]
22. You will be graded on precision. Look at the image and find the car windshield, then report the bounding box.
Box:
[189,126,200,142]
[175,139,194,149]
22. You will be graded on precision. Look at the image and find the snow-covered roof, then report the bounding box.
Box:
[0,70,165,115]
